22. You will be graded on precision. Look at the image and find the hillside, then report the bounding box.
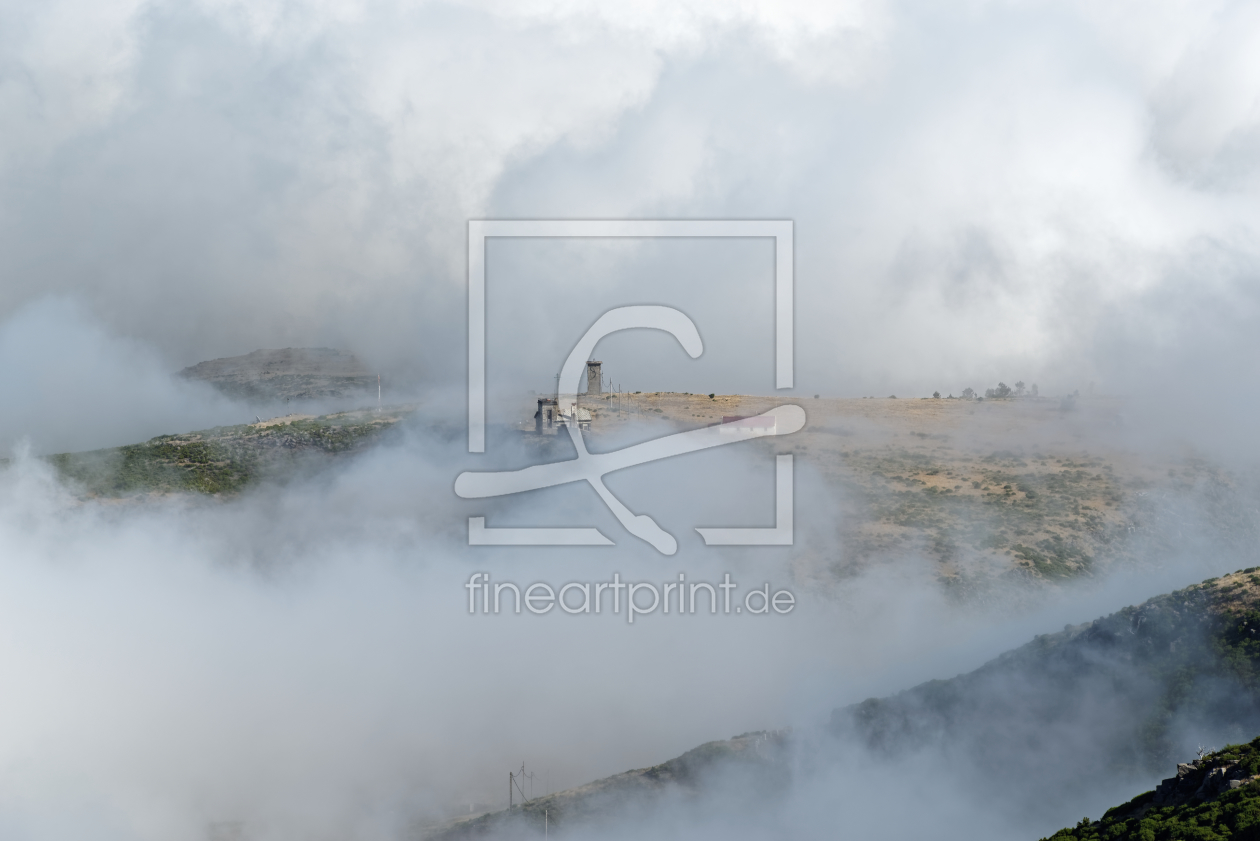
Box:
[24,390,1260,589]
[178,347,377,403]
[1041,739,1260,840]
[419,569,1260,839]
[421,732,790,840]
[831,568,1260,788]
[47,407,412,497]
[566,392,1258,587]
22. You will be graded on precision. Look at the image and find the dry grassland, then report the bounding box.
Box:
[532,392,1243,588]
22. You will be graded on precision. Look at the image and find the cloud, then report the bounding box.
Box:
[0,297,242,454]
[0,0,1254,405]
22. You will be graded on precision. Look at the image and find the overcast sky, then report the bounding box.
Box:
[1,0,1258,420]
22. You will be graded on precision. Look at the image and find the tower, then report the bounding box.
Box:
[536,397,557,430]
[585,360,602,395]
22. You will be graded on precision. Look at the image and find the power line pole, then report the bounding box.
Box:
[509,763,532,814]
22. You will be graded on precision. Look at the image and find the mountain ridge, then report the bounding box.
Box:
[420,569,1260,839]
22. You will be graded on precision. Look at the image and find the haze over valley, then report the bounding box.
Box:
[2,1,1260,839]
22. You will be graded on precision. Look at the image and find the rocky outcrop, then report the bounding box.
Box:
[179,348,376,403]
[1151,757,1255,807]
[1091,753,1260,826]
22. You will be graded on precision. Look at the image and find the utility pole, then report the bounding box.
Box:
[377,374,381,413]
[509,763,532,814]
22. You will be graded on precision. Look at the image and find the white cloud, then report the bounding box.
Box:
[0,0,1257,394]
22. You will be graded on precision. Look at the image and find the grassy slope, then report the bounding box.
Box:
[43,407,412,497]
[581,393,1256,586]
[1042,738,1260,841]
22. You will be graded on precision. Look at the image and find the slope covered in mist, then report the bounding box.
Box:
[419,569,1260,838]
[828,569,1260,814]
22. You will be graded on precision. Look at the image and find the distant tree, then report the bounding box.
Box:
[985,382,1012,398]
[1031,383,1039,397]
[1015,381,1026,396]
[933,391,941,398]
[961,387,975,400]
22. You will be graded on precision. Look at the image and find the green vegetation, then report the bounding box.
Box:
[1042,739,1260,841]
[823,445,1130,582]
[43,408,410,498]
[49,441,255,495]
[986,382,1013,398]
[1012,537,1093,579]
[787,415,1251,589]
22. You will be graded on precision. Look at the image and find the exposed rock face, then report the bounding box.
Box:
[178,348,376,403]
[1061,753,1259,831]
[1151,757,1254,807]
